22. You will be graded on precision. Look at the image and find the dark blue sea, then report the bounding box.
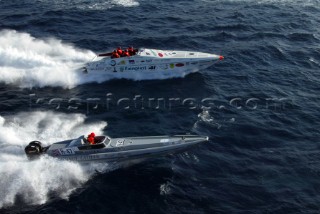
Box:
[1,0,320,213]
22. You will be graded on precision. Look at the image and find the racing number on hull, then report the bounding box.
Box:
[59,148,76,155]
[116,139,125,147]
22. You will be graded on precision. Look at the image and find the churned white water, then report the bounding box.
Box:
[0,30,95,88]
[0,111,109,208]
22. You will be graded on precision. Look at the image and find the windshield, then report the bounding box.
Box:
[68,135,85,147]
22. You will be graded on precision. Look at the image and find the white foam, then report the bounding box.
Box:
[112,0,139,7]
[193,109,222,130]
[83,0,140,9]
[201,0,320,6]
[0,30,95,88]
[40,0,140,10]
[0,111,108,208]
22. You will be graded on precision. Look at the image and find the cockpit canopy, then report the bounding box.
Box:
[68,135,110,148]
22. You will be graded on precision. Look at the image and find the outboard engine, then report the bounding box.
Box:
[25,141,43,160]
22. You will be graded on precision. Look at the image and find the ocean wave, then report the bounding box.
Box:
[77,0,139,10]
[201,0,320,7]
[36,0,140,10]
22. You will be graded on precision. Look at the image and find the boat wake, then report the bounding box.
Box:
[0,30,96,88]
[0,111,110,208]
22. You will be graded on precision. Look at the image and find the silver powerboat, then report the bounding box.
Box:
[25,134,208,162]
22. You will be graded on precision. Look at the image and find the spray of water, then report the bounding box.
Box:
[0,111,108,208]
[0,30,96,88]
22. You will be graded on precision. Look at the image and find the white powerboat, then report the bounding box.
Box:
[25,134,208,162]
[84,48,224,76]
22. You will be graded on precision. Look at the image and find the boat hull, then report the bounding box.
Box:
[84,49,222,77]
[26,135,208,163]
[53,136,205,162]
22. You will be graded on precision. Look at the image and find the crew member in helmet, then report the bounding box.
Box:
[122,49,130,57]
[128,46,135,56]
[111,50,120,58]
[87,132,96,145]
[116,47,123,56]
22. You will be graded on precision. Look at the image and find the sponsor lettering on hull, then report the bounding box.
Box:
[125,66,147,71]
[110,60,116,66]
[148,65,156,70]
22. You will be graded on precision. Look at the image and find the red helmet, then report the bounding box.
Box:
[90,132,95,137]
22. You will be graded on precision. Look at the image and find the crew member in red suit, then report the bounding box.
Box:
[116,47,123,55]
[122,49,130,57]
[111,50,120,58]
[87,132,96,145]
[128,46,135,56]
